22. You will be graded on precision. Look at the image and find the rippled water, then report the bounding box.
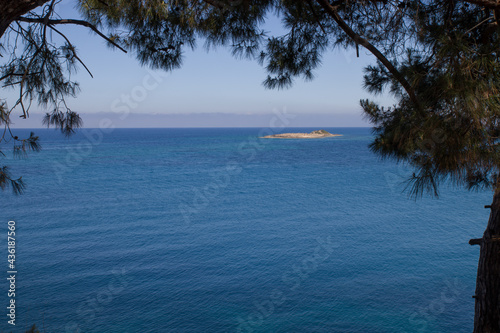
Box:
[0,127,490,332]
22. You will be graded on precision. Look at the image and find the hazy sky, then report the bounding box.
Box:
[6,1,395,128]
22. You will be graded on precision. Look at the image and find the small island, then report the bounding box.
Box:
[261,129,342,139]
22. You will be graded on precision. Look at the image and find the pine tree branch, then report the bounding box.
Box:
[463,0,500,10]
[0,72,42,81]
[201,0,225,10]
[15,16,127,53]
[48,25,94,78]
[306,0,328,35]
[315,0,421,109]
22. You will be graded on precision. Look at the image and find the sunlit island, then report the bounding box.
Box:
[261,129,342,139]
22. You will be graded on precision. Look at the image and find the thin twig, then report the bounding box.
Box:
[306,0,328,35]
[48,25,93,78]
[15,16,127,53]
[464,15,494,35]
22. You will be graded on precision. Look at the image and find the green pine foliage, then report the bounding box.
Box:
[361,1,500,196]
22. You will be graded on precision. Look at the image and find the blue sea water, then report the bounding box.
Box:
[0,127,491,332]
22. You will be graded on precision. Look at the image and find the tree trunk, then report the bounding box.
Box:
[0,0,50,38]
[472,188,500,332]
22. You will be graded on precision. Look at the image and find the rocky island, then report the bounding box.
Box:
[261,129,342,139]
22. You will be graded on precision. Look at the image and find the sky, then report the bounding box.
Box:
[5,1,395,128]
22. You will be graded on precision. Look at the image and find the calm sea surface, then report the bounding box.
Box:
[0,127,490,332]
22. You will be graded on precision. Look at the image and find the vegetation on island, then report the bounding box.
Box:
[311,130,329,135]
[1,0,500,331]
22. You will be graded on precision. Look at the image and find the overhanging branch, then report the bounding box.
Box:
[315,0,421,109]
[15,16,127,53]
